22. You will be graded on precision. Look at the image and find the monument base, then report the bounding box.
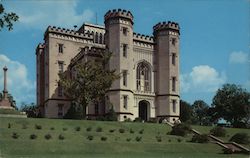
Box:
[0,99,14,109]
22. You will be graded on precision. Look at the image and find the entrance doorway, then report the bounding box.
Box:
[139,100,150,121]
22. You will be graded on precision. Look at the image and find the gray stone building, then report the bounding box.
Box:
[36,9,180,122]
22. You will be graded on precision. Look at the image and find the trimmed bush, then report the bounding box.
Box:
[101,136,107,141]
[35,124,42,130]
[135,136,142,142]
[75,126,81,131]
[87,135,93,141]
[170,123,191,137]
[119,128,125,133]
[12,132,19,139]
[210,126,226,137]
[156,136,162,142]
[230,133,250,144]
[8,123,11,128]
[58,134,65,140]
[191,134,209,143]
[124,118,132,122]
[168,139,172,142]
[30,134,37,140]
[177,138,182,142]
[126,138,131,142]
[45,134,52,140]
[62,127,67,131]
[50,127,55,130]
[139,129,144,134]
[96,127,102,132]
[86,127,92,132]
[130,129,134,134]
[109,129,115,133]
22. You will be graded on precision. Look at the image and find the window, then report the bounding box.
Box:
[95,33,98,43]
[58,44,63,53]
[58,104,64,118]
[172,53,176,65]
[123,70,127,86]
[171,38,176,46]
[136,62,151,92]
[58,82,63,97]
[58,61,64,73]
[172,100,176,113]
[172,77,176,92]
[95,102,99,115]
[99,33,103,44]
[123,95,128,109]
[122,27,128,36]
[123,44,127,57]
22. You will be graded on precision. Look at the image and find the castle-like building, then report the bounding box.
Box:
[36,9,180,122]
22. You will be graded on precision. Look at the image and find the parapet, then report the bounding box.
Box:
[153,21,180,34]
[133,32,154,44]
[104,9,133,24]
[45,26,93,40]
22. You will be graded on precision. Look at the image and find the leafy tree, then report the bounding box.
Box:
[63,102,84,119]
[180,100,192,122]
[59,50,120,119]
[20,103,38,118]
[212,84,250,127]
[0,3,19,31]
[192,100,209,125]
[7,94,17,110]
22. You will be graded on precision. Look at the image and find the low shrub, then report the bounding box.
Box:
[35,124,42,130]
[87,135,93,141]
[58,134,65,140]
[130,129,134,134]
[177,138,182,142]
[62,127,67,131]
[191,134,209,143]
[86,127,92,132]
[8,123,11,128]
[75,126,81,131]
[12,132,19,139]
[30,134,37,140]
[139,129,144,134]
[101,136,107,141]
[50,127,55,130]
[124,118,132,122]
[210,126,226,137]
[109,129,115,133]
[156,136,162,142]
[126,138,131,142]
[96,127,102,132]
[45,134,52,140]
[170,123,191,137]
[135,136,142,142]
[168,139,171,142]
[134,117,142,122]
[230,133,250,144]
[119,128,125,133]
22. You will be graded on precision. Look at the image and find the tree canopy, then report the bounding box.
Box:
[59,50,120,119]
[0,3,19,31]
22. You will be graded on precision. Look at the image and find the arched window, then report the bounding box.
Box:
[95,32,99,43]
[136,62,151,92]
[99,33,103,44]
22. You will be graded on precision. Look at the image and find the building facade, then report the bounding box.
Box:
[36,9,180,122]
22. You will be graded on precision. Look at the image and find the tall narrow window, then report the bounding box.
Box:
[136,62,151,92]
[171,38,176,46]
[95,33,98,43]
[123,70,127,86]
[122,27,128,36]
[123,44,127,57]
[58,61,64,73]
[123,95,128,109]
[58,104,64,118]
[58,82,63,97]
[172,100,176,113]
[172,53,176,65]
[95,102,99,115]
[58,44,63,53]
[172,77,176,92]
[99,33,103,44]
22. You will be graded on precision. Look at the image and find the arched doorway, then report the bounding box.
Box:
[139,100,150,121]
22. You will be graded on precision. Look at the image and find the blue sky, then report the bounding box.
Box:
[0,0,249,107]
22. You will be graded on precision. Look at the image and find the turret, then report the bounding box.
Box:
[154,21,180,123]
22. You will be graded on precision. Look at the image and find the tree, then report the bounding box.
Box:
[212,84,250,127]
[0,3,19,31]
[59,50,120,119]
[7,94,17,110]
[180,100,192,122]
[192,100,209,125]
[20,103,38,118]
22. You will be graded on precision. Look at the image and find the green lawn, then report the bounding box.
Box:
[0,117,249,158]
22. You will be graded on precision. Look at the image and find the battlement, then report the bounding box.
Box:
[45,26,93,40]
[133,32,154,44]
[153,21,180,34]
[104,9,133,24]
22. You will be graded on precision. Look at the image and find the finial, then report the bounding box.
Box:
[3,66,8,71]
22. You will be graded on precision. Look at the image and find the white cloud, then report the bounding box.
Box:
[0,54,35,107]
[7,1,94,30]
[229,51,249,64]
[181,65,226,93]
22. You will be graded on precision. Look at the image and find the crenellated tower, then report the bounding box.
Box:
[104,9,134,121]
[153,21,180,122]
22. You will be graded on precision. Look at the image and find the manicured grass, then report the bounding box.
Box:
[0,117,249,158]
